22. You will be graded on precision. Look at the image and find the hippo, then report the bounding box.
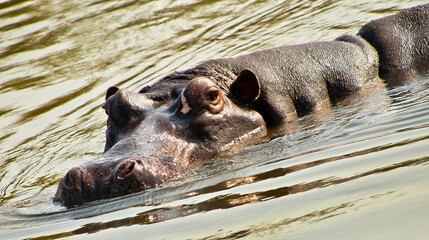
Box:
[103,77,190,152]
[54,4,429,207]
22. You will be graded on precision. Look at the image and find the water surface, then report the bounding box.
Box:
[1,0,429,239]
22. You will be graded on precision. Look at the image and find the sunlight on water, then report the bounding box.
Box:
[1,0,429,239]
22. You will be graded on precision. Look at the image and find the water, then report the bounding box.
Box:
[1,0,429,239]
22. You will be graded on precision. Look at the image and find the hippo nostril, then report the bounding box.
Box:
[62,167,82,190]
[116,161,135,180]
[64,173,74,189]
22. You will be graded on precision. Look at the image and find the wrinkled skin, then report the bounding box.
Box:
[54,4,429,207]
[358,4,429,75]
[103,35,379,151]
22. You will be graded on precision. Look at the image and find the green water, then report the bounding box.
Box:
[1,0,429,239]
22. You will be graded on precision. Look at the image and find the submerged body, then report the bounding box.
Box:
[55,4,429,207]
[104,35,379,151]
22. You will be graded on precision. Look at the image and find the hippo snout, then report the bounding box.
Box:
[54,159,165,207]
[54,166,97,207]
[63,167,82,190]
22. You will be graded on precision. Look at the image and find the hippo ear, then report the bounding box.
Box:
[106,86,119,100]
[230,69,260,104]
[230,69,261,104]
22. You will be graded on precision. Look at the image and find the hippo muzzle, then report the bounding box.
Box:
[55,158,164,207]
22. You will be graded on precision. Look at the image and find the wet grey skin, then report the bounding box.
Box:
[54,4,429,207]
[55,77,267,207]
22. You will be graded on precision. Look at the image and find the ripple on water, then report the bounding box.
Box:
[1,0,429,239]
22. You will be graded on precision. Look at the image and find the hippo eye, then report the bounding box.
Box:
[202,87,224,114]
[205,87,220,103]
[208,91,218,102]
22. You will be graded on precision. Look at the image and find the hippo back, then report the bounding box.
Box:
[195,35,380,125]
[358,4,429,75]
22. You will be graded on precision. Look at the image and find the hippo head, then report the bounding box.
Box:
[54,69,267,207]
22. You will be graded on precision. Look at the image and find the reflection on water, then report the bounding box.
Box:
[47,151,429,237]
[1,0,429,239]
